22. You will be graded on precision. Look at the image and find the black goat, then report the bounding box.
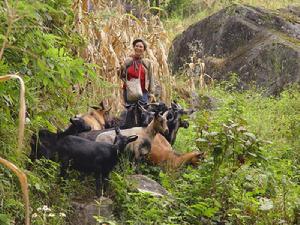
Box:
[79,100,190,147]
[29,117,91,161]
[118,101,154,129]
[57,127,138,196]
[165,101,192,145]
[30,129,56,161]
[146,102,168,114]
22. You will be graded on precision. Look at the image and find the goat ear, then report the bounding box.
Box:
[90,105,100,110]
[124,104,132,109]
[171,102,177,109]
[177,109,185,115]
[128,135,138,142]
[180,120,189,128]
[105,107,112,113]
[196,152,205,159]
[70,117,79,124]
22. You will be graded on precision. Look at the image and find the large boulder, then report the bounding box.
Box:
[168,4,300,95]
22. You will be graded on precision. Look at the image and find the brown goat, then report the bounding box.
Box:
[149,134,204,170]
[79,101,111,130]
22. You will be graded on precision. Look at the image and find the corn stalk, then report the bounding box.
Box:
[72,0,172,112]
[0,74,29,224]
[0,74,26,152]
[0,157,30,225]
[186,58,214,94]
[0,0,20,60]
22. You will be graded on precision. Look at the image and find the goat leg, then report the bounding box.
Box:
[95,171,101,197]
[59,157,69,179]
[102,171,109,195]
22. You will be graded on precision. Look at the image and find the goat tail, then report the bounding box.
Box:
[0,74,26,151]
[0,157,30,225]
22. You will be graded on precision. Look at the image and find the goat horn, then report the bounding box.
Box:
[123,103,132,109]
[105,107,112,112]
[90,105,100,110]
[70,117,80,125]
[138,104,147,112]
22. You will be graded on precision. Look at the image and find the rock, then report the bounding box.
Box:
[128,174,169,197]
[70,197,114,225]
[169,4,300,95]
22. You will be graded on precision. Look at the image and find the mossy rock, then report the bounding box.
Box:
[169,4,300,95]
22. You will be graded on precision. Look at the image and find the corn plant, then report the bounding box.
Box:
[0,74,25,152]
[72,0,173,108]
[0,157,30,225]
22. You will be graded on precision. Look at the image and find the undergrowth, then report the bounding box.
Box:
[0,0,299,224]
[110,84,300,225]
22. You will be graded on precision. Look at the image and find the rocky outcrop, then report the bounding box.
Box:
[168,4,300,95]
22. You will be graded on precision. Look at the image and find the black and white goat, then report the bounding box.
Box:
[95,111,169,161]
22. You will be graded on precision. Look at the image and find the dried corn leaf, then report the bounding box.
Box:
[73,1,172,110]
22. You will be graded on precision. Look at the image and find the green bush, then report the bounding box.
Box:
[110,84,300,224]
[1,1,299,224]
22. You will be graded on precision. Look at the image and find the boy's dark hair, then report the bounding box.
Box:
[132,39,147,50]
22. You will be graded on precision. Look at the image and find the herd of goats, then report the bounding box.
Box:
[30,101,205,196]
